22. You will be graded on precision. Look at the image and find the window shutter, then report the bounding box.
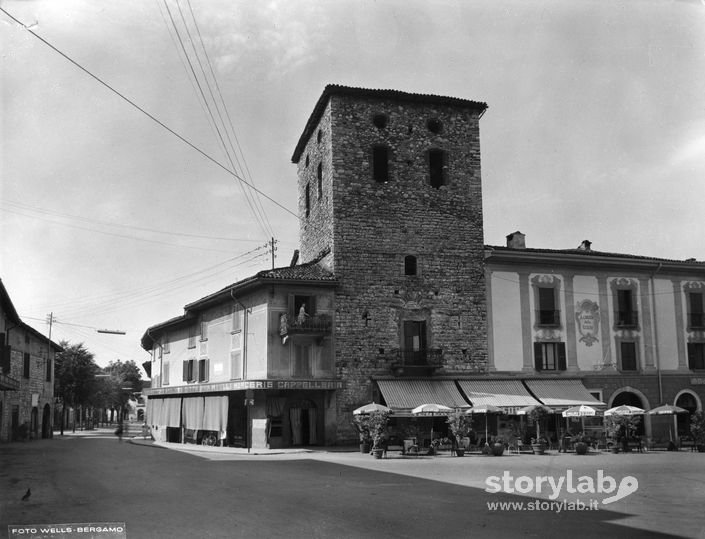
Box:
[687,343,694,369]
[288,294,295,317]
[309,296,317,315]
[557,343,567,371]
[534,343,543,371]
[183,360,189,382]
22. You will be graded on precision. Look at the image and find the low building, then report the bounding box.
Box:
[0,279,61,442]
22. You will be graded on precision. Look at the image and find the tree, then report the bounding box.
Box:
[54,341,99,432]
[101,359,144,422]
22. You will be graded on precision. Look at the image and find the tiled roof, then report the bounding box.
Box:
[292,84,488,163]
[255,261,336,281]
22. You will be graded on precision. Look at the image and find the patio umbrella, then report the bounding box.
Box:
[352,403,391,415]
[412,403,453,443]
[647,404,688,415]
[467,404,503,442]
[604,405,645,417]
[648,404,689,441]
[562,405,598,434]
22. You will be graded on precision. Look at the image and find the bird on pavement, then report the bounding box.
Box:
[21,488,31,501]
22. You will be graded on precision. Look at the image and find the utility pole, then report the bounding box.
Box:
[270,237,278,269]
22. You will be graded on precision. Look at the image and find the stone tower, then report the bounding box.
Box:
[291,85,488,441]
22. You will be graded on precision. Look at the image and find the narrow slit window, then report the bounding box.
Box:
[429,149,446,188]
[404,255,417,276]
[373,146,389,183]
[305,183,310,218]
[317,162,323,198]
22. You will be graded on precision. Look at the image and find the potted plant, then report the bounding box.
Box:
[690,410,705,452]
[491,434,506,456]
[605,415,640,453]
[352,415,372,454]
[573,433,589,455]
[527,406,550,454]
[446,411,472,456]
[367,410,390,459]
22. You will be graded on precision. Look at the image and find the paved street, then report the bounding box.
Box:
[1,431,703,539]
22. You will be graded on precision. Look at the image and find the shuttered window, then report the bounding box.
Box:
[620,342,638,371]
[534,342,566,371]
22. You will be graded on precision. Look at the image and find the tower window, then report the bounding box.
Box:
[427,118,443,134]
[317,162,323,198]
[373,113,388,128]
[305,155,309,168]
[317,129,322,144]
[305,183,310,218]
[372,145,389,183]
[404,255,417,276]
[428,149,446,188]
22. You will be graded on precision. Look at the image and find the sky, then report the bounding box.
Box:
[2,0,705,373]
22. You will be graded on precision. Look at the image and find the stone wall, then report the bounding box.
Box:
[296,91,488,443]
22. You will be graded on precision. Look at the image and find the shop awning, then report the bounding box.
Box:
[524,379,605,409]
[457,379,542,414]
[376,380,470,413]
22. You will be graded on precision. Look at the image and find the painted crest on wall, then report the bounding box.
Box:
[575,299,600,347]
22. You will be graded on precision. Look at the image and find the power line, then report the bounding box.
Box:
[0,6,298,221]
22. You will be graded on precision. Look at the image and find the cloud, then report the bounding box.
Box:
[671,132,705,166]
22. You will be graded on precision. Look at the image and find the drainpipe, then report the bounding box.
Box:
[651,263,663,404]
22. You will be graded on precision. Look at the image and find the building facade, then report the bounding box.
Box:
[485,233,705,443]
[1,279,60,442]
[142,85,705,448]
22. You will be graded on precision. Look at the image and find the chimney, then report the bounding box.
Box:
[506,231,526,249]
[289,249,300,267]
[577,240,592,251]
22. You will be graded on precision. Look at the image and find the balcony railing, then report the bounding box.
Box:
[280,313,332,337]
[536,309,561,326]
[615,311,639,328]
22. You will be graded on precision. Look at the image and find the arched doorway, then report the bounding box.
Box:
[611,391,646,435]
[289,400,318,446]
[675,392,698,437]
[42,404,52,438]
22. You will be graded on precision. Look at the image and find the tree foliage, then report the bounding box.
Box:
[54,341,100,407]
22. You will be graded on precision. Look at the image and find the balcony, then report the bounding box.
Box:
[615,311,639,328]
[279,313,332,338]
[391,348,443,377]
[536,309,561,327]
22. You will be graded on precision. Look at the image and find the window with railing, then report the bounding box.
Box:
[536,287,560,327]
[402,320,427,365]
[688,292,705,329]
[619,341,638,371]
[615,288,638,327]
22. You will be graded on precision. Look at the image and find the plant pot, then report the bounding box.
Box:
[697,444,705,453]
[611,446,620,454]
[491,443,505,456]
[531,443,546,455]
[574,441,588,455]
[360,442,371,454]
[455,448,465,457]
[372,448,384,459]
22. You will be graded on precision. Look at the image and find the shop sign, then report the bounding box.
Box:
[691,378,705,385]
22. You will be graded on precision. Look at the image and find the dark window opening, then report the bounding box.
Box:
[620,342,638,371]
[305,183,310,218]
[688,343,705,370]
[317,163,323,198]
[373,146,389,183]
[689,292,705,329]
[23,352,30,378]
[183,359,196,383]
[402,320,427,365]
[429,149,446,188]
[427,118,443,134]
[317,129,322,144]
[404,255,417,276]
[616,289,637,327]
[373,113,388,128]
[305,155,309,168]
[46,358,52,382]
[291,295,316,318]
[537,287,559,326]
[534,342,566,371]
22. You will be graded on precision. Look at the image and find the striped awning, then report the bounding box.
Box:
[376,380,470,413]
[524,379,605,409]
[457,379,541,414]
